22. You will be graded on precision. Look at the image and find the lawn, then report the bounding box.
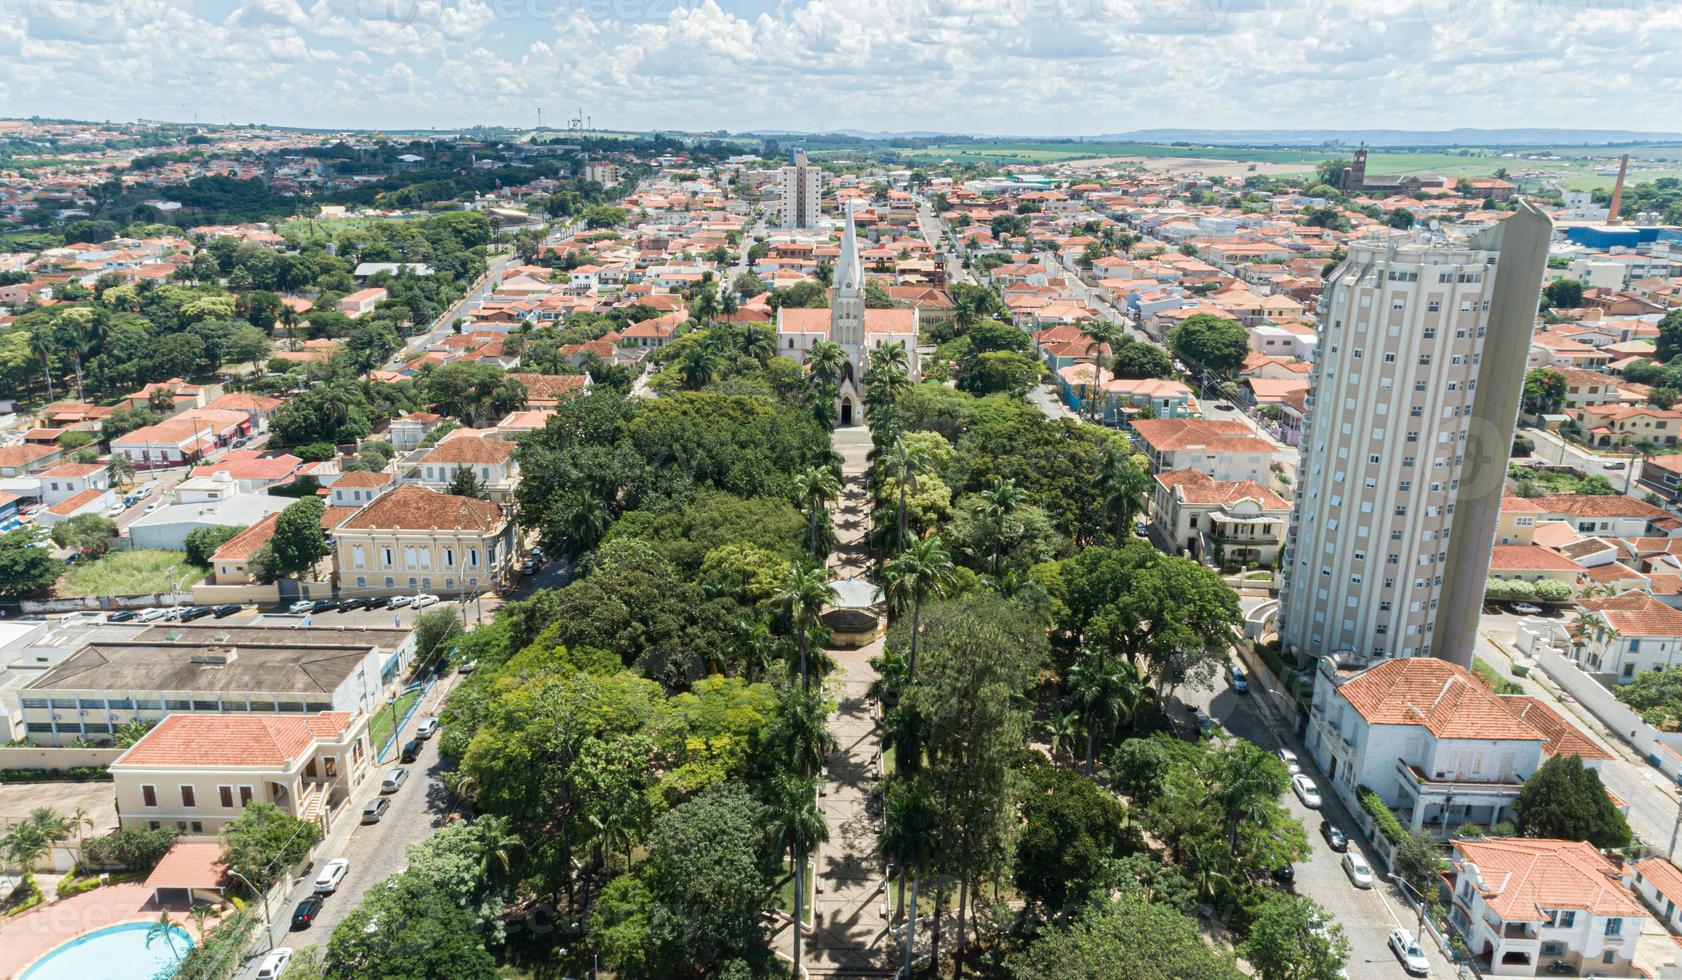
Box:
[772,857,816,925]
[370,688,421,752]
[58,550,206,598]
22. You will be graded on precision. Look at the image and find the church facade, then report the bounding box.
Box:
[773,203,920,426]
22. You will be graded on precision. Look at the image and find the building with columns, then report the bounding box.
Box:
[774,203,920,426]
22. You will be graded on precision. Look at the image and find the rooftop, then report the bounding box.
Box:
[114,711,355,769]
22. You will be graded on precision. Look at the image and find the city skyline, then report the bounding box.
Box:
[2,0,1680,133]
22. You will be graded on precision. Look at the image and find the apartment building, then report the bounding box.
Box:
[778,150,822,231]
[1280,204,1552,664]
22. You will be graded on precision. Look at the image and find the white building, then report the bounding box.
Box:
[1449,838,1649,977]
[778,151,822,231]
[1305,655,1609,835]
[1280,204,1553,664]
[1129,419,1282,484]
[1574,590,1682,682]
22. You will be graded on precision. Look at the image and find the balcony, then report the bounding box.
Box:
[1395,759,1523,797]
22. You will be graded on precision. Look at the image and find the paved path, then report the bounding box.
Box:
[793,425,894,976]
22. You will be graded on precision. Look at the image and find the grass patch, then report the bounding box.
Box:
[59,550,206,597]
[1472,657,1525,695]
[370,688,421,750]
[773,857,816,922]
[57,867,146,899]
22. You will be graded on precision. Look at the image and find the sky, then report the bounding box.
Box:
[0,0,1679,136]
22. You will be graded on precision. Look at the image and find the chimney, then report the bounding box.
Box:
[1607,154,1630,226]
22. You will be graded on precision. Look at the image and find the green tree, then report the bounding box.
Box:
[1514,753,1632,848]
[1658,309,1682,364]
[1522,367,1568,415]
[640,784,773,976]
[1009,893,1243,980]
[767,773,827,978]
[1067,647,1146,773]
[1542,278,1585,310]
[792,465,840,556]
[1169,313,1249,377]
[325,871,497,980]
[1014,760,1135,916]
[447,465,488,499]
[0,528,65,599]
[881,535,959,684]
[1386,208,1416,230]
[957,349,1040,397]
[267,497,329,578]
[773,560,836,694]
[183,524,245,566]
[220,802,322,891]
[49,513,117,555]
[1241,893,1351,980]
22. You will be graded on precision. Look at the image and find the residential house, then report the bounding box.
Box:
[111,409,250,469]
[1150,469,1290,567]
[1574,590,1682,682]
[337,287,387,318]
[333,485,517,597]
[0,443,62,477]
[110,711,373,835]
[400,432,518,501]
[330,470,394,508]
[36,461,108,506]
[1129,418,1281,483]
[386,412,443,451]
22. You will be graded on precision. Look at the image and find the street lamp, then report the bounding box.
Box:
[225,868,275,954]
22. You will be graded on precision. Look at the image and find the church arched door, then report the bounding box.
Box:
[840,398,854,426]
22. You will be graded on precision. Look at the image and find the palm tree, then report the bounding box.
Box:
[733,616,779,683]
[793,466,842,555]
[555,490,609,559]
[1095,443,1150,545]
[28,325,56,402]
[677,343,721,390]
[977,478,1024,576]
[1036,703,1082,764]
[880,779,939,975]
[1629,437,1660,495]
[774,561,837,694]
[278,304,301,351]
[768,773,829,979]
[807,341,846,392]
[881,536,957,683]
[739,325,775,365]
[873,341,910,374]
[475,817,525,885]
[1079,320,1124,423]
[1066,649,1145,774]
[1211,746,1285,855]
[146,910,181,962]
[68,806,95,847]
[877,438,932,551]
[187,903,213,941]
[767,687,837,782]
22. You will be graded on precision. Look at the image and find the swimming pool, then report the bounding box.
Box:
[20,920,195,980]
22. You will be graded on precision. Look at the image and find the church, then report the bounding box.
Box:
[773,202,921,426]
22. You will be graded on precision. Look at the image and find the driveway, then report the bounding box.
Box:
[1183,676,1458,979]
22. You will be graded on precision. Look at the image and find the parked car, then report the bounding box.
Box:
[1132,519,1148,537]
[178,606,213,621]
[1270,863,1295,886]
[106,609,138,623]
[135,607,170,623]
[1388,928,1430,976]
[160,605,187,620]
[255,948,294,980]
[1214,401,1236,411]
[1341,851,1375,889]
[387,594,414,610]
[313,858,349,894]
[311,598,338,614]
[520,558,541,576]
[1511,602,1543,615]
[1292,774,1322,809]
[291,894,324,929]
[458,659,479,675]
[415,717,440,740]
[212,603,242,618]
[1277,748,1301,775]
[361,797,391,824]
[1229,665,1248,694]
[1320,820,1348,852]
[1191,708,1216,733]
[288,600,315,614]
[400,740,421,763]
[411,593,440,608]
[338,597,371,612]
[381,767,410,793]
[1603,459,1627,470]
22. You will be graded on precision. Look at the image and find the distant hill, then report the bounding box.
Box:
[738,127,1682,147]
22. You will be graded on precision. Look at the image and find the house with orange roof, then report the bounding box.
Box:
[111,409,251,469]
[1448,838,1649,976]
[1488,543,1585,590]
[1129,418,1283,483]
[1150,469,1289,567]
[401,430,519,501]
[333,484,516,597]
[1571,403,1682,449]
[110,710,372,835]
[1631,856,1682,935]
[36,460,109,505]
[1575,590,1682,682]
[1308,656,1608,835]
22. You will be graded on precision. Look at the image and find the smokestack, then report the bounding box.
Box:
[1607,153,1629,225]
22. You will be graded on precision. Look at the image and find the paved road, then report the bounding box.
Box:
[241,675,461,973]
[1183,677,1456,979]
[385,252,514,369]
[1522,426,1646,492]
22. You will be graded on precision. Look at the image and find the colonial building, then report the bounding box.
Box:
[333,484,516,597]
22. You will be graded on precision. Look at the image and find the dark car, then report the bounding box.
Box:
[178,606,213,621]
[311,598,338,614]
[338,597,371,612]
[291,894,325,930]
[1271,864,1295,886]
[1320,820,1348,852]
[107,609,138,623]
[212,604,242,618]
[400,739,421,763]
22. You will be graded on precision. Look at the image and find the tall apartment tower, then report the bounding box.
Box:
[1278,201,1552,667]
[779,150,822,230]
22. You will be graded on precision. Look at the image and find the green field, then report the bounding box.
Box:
[59,549,207,598]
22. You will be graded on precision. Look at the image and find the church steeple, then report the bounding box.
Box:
[835,200,864,300]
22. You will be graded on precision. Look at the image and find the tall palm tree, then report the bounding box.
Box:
[1095,443,1150,545]
[28,325,56,402]
[555,490,608,559]
[733,616,779,683]
[872,341,910,374]
[1211,746,1285,855]
[807,341,846,392]
[881,536,957,683]
[767,687,837,784]
[278,304,301,351]
[1629,437,1660,496]
[880,779,939,975]
[768,773,829,979]
[678,343,721,390]
[739,325,775,365]
[1066,649,1144,774]
[977,478,1024,576]
[146,910,181,963]
[877,438,932,551]
[793,466,842,556]
[774,561,837,694]
[1079,320,1124,424]
[1036,702,1082,764]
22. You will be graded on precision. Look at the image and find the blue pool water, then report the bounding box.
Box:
[20,921,195,980]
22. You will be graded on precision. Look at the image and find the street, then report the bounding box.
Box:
[240,673,462,975]
[1182,675,1457,979]
[386,251,515,369]
[1522,426,1646,492]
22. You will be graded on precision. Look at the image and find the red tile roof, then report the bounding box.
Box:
[44,486,105,517]
[1454,838,1644,922]
[1497,696,1614,761]
[337,484,506,533]
[1335,657,1546,741]
[1581,590,1682,638]
[114,711,353,768]
[144,839,226,891]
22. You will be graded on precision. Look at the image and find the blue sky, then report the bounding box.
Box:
[0,1,1678,135]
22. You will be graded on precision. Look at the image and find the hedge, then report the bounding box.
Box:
[57,868,147,899]
[1360,787,1409,846]
[79,826,181,871]
[0,766,110,783]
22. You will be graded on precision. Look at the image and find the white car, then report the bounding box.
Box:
[314,858,350,894]
[411,593,440,608]
[288,600,314,614]
[1388,927,1430,976]
[386,594,414,609]
[381,767,410,793]
[415,717,440,739]
[1511,602,1543,615]
[143,501,159,513]
[255,947,294,980]
[135,607,170,623]
[1277,748,1301,775]
[1292,774,1322,809]
[1341,851,1374,889]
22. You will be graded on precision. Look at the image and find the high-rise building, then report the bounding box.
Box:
[1278,201,1552,667]
[779,150,821,230]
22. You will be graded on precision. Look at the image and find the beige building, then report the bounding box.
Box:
[1152,469,1290,568]
[110,710,371,835]
[334,484,516,597]
[1280,204,1552,665]
[778,150,822,231]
